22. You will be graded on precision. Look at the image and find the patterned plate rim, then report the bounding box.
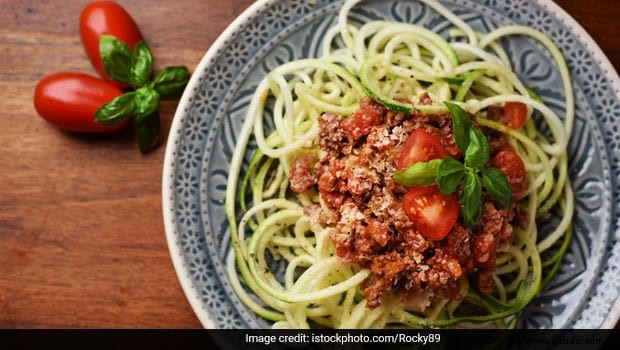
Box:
[162,0,620,329]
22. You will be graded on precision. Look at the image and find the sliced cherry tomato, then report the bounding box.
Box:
[402,185,459,240]
[342,98,385,141]
[79,1,143,87]
[502,102,528,129]
[33,72,126,132]
[398,128,448,169]
[491,147,529,200]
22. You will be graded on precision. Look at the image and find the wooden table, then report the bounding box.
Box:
[1,0,619,329]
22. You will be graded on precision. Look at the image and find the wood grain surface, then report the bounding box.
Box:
[0,0,618,329]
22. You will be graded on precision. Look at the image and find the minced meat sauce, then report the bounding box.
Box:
[288,97,527,309]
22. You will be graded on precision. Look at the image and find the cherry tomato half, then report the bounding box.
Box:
[342,98,384,141]
[33,72,126,132]
[398,128,448,170]
[402,185,459,241]
[79,1,143,87]
[491,146,529,200]
[502,101,528,129]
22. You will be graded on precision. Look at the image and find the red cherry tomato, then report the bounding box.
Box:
[491,147,529,200]
[342,98,384,141]
[402,186,459,240]
[398,128,448,169]
[502,102,528,129]
[79,1,143,87]
[33,72,126,132]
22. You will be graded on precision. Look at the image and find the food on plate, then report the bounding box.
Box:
[225,0,574,328]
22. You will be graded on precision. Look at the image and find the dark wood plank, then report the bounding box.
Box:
[0,0,254,329]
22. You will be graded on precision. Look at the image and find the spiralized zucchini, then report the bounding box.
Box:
[224,0,574,329]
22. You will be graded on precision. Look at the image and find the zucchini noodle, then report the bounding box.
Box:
[225,0,574,329]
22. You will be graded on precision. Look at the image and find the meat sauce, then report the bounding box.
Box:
[289,97,528,309]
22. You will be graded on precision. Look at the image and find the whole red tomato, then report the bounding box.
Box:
[33,72,126,132]
[79,1,143,87]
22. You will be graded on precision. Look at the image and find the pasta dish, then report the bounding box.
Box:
[224,0,574,328]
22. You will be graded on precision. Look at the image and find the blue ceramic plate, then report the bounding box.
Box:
[163,0,620,329]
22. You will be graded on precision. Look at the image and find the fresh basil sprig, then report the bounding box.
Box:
[438,102,512,226]
[394,102,514,227]
[95,35,190,152]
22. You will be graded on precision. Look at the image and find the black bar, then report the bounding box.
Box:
[1,329,620,350]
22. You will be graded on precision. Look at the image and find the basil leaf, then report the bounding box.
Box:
[134,111,160,153]
[100,35,132,84]
[393,159,442,187]
[481,167,512,209]
[130,41,153,87]
[133,86,160,122]
[444,101,472,152]
[436,156,465,194]
[462,170,482,227]
[152,66,191,100]
[465,127,490,169]
[95,92,136,125]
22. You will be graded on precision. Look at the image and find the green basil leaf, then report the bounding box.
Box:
[481,166,512,209]
[393,159,442,187]
[464,127,490,169]
[94,92,136,125]
[130,41,153,87]
[152,66,191,100]
[444,101,472,152]
[100,35,132,84]
[134,111,160,153]
[462,170,482,227]
[133,86,160,122]
[436,156,466,194]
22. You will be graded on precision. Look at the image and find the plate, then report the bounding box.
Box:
[162,0,620,329]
